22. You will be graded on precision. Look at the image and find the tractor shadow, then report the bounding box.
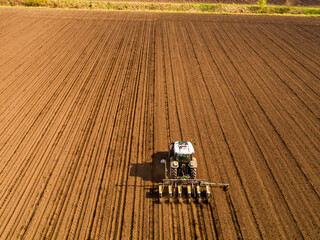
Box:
[129,151,167,202]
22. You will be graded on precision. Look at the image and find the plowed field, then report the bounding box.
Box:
[0,8,319,239]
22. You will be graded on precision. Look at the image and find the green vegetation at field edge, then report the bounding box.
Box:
[0,0,319,16]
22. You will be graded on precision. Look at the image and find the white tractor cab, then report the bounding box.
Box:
[169,141,197,179]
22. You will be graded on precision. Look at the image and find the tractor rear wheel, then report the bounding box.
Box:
[172,168,178,179]
[190,168,197,179]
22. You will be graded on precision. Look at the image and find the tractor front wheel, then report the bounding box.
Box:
[190,168,197,179]
[171,168,178,179]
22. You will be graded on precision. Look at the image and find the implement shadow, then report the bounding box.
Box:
[129,151,168,202]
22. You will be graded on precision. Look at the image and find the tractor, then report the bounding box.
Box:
[158,141,229,203]
[169,141,197,180]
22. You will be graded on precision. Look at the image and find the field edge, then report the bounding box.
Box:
[0,0,319,16]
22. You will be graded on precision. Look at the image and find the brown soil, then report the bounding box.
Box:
[0,8,319,239]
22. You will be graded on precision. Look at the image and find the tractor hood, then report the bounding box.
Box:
[174,141,194,155]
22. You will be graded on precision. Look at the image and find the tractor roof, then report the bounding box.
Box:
[174,141,194,155]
